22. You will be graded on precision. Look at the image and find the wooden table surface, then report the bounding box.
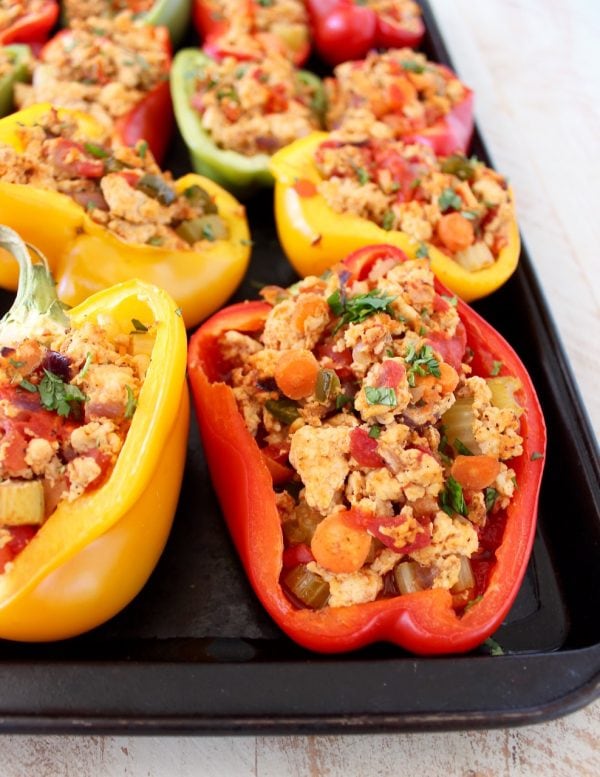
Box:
[2,0,599,773]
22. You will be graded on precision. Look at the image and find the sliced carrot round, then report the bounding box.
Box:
[450,454,501,491]
[274,349,319,400]
[311,511,372,574]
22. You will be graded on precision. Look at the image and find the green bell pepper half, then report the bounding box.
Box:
[0,45,30,118]
[170,47,325,197]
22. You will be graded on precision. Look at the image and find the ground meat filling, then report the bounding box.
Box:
[216,254,524,611]
[190,53,322,157]
[14,12,169,129]
[315,138,513,270]
[0,110,228,250]
[325,49,468,142]
[0,316,154,571]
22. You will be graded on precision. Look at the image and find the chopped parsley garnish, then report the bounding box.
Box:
[442,294,458,307]
[365,386,397,407]
[146,235,164,246]
[131,318,149,333]
[490,360,503,376]
[484,487,498,512]
[415,243,429,258]
[77,352,92,380]
[531,451,544,461]
[454,439,474,456]
[368,424,382,439]
[327,288,396,334]
[462,209,479,221]
[404,343,441,387]
[84,142,109,159]
[9,358,25,368]
[201,222,216,241]
[439,476,468,517]
[38,370,87,417]
[175,307,183,317]
[438,187,463,212]
[401,60,425,74]
[381,210,395,231]
[356,166,371,185]
[19,378,37,393]
[138,140,148,159]
[124,385,137,419]
[216,87,239,102]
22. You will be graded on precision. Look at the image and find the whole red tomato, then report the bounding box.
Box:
[312,5,377,66]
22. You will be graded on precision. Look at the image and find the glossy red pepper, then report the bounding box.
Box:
[188,247,546,655]
[0,1,58,49]
[37,25,173,163]
[306,0,425,66]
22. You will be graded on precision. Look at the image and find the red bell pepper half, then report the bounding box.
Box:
[0,1,58,49]
[38,25,173,163]
[193,0,310,66]
[188,247,546,655]
[306,0,425,67]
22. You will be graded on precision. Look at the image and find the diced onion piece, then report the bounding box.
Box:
[441,397,482,455]
[283,564,330,609]
[486,376,524,416]
[0,480,45,526]
[451,556,475,593]
[454,243,495,271]
[394,561,424,595]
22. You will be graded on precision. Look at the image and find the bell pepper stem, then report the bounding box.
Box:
[0,225,69,342]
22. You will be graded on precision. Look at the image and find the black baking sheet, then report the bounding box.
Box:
[0,0,597,734]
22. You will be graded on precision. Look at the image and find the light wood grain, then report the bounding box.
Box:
[0,0,597,773]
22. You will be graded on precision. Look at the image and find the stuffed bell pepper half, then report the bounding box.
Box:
[193,0,310,65]
[188,244,546,654]
[13,11,174,162]
[270,132,520,302]
[0,104,251,328]
[61,0,192,47]
[0,1,58,48]
[171,47,325,195]
[0,225,188,641]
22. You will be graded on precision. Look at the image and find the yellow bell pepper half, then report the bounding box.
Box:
[270,132,520,302]
[0,231,189,642]
[0,104,251,328]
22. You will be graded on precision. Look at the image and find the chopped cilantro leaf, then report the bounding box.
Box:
[464,595,483,611]
[137,140,148,159]
[365,386,397,407]
[415,243,429,258]
[401,60,425,74]
[404,344,441,387]
[439,476,468,517]
[483,637,505,656]
[438,187,463,212]
[19,379,37,393]
[442,294,458,307]
[368,425,381,439]
[327,288,396,334]
[381,210,395,231]
[531,451,544,461]
[356,166,370,185]
[335,393,353,410]
[38,370,87,417]
[490,360,503,376]
[9,358,25,368]
[84,142,109,159]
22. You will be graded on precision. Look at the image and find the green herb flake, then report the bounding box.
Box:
[531,451,544,461]
[439,475,468,517]
[175,307,183,317]
[381,210,395,231]
[201,222,216,241]
[438,187,463,212]
[356,167,370,185]
[464,595,483,612]
[19,378,37,393]
[454,438,474,456]
[327,288,397,334]
[415,243,429,258]
[138,140,148,159]
[442,294,458,307]
[483,637,505,656]
[8,358,25,368]
[146,235,164,246]
[365,386,397,407]
[404,344,441,387]
[368,425,381,439]
[401,60,425,74]
[84,142,109,159]
[124,385,137,419]
[131,318,149,333]
[38,371,87,417]
[462,209,479,221]
[485,487,498,512]
[77,352,92,380]
[335,393,353,410]
[490,360,503,376]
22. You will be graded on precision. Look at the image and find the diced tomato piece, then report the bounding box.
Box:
[376,359,405,388]
[342,244,409,282]
[261,445,294,485]
[350,427,384,468]
[369,515,432,554]
[282,543,315,568]
[426,321,467,371]
[0,525,37,574]
[316,338,353,379]
[48,138,105,179]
